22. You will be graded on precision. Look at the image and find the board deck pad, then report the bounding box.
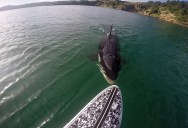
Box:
[64,85,123,128]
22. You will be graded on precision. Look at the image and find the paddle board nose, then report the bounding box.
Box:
[64,85,123,128]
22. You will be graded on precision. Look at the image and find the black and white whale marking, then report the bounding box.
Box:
[98,25,121,84]
[64,85,123,128]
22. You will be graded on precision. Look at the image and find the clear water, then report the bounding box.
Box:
[0,5,188,128]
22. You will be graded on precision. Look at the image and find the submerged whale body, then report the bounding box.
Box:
[98,25,121,84]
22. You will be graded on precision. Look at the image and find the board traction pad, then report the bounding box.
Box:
[64,85,123,128]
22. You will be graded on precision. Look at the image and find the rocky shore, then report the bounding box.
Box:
[98,0,188,27]
[0,0,187,27]
[140,10,188,27]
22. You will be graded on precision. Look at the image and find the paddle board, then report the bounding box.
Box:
[64,85,123,128]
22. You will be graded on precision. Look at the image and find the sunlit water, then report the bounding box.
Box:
[0,5,188,128]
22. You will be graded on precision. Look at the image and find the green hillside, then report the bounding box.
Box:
[97,0,188,27]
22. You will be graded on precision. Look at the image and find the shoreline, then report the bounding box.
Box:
[136,11,188,28]
[0,1,187,28]
[97,1,188,28]
[98,5,188,28]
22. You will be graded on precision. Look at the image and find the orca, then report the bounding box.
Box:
[98,25,121,84]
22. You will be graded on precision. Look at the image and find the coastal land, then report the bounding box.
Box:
[0,0,187,27]
[98,0,188,27]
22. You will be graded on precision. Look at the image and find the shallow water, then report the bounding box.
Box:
[0,5,188,128]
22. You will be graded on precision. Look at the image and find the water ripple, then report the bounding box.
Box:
[0,5,188,128]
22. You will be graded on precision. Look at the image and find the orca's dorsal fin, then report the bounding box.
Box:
[109,24,113,36]
[108,24,113,43]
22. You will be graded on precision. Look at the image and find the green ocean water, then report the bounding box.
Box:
[0,5,188,128]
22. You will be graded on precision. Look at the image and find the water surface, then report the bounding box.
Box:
[0,5,188,128]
